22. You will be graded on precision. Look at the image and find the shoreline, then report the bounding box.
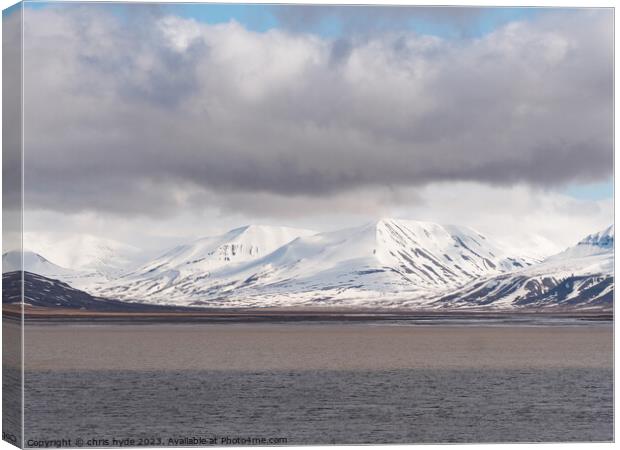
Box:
[2,304,613,324]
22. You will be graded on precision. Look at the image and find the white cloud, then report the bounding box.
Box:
[23,182,612,259]
[16,6,612,218]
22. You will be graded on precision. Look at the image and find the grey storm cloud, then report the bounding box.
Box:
[11,5,614,217]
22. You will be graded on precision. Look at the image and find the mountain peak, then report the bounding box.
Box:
[577,225,614,249]
[230,224,313,235]
[22,232,142,274]
[224,224,317,244]
[129,224,317,280]
[375,217,437,227]
[3,249,74,277]
[546,225,614,263]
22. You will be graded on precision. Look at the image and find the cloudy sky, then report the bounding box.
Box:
[4,3,614,259]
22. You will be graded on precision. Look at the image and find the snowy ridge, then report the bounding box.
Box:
[13,221,613,311]
[22,233,144,276]
[3,250,75,278]
[579,224,614,248]
[2,249,121,293]
[96,219,536,307]
[137,225,316,273]
[98,225,317,302]
[2,271,192,311]
[433,226,614,310]
[546,224,614,261]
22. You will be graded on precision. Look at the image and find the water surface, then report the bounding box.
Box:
[10,321,614,445]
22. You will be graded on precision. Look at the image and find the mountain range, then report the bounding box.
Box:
[432,225,614,310]
[2,219,614,311]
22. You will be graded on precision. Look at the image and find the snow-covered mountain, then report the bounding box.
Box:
[10,221,613,311]
[136,224,317,273]
[432,225,614,310]
[97,225,317,302]
[97,219,536,307]
[2,271,191,311]
[3,250,75,278]
[546,225,614,261]
[22,233,144,276]
[2,247,137,292]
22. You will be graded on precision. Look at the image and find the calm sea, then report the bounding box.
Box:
[23,367,612,444]
[4,320,613,445]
